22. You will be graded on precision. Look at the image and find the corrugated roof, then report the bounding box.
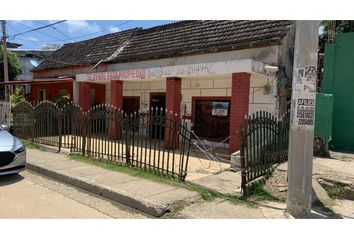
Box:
[35,20,294,70]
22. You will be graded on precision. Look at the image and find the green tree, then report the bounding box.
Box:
[0,46,22,81]
[10,87,27,107]
[320,20,354,52]
[53,92,71,108]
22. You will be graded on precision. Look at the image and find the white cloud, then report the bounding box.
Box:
[27,37,39,41]
[108,26,120,33]
[12,20,35,26]
[64,20,101,34]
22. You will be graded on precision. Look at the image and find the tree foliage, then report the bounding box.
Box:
[319,20,354,52]
[53,92,71,108]
[0,46,22,81]
[10,87,27,107]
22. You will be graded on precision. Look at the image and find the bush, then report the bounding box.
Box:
[10,87,27,107]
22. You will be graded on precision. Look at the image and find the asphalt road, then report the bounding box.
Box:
[0,170,149,219]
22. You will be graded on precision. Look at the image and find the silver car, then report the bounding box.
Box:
[0,124,26,175]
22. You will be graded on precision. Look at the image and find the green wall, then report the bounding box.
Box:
[322,32,354,151]
[314,93,333,155]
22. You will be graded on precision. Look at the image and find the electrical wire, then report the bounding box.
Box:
[8,20,183,71]
[10,20,66,38]
[8,21,63,41]
[52,26,71,39]
[31,20,72,40]
[189,130,229,170]
[12,20,133,43]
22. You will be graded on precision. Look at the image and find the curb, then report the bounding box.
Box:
[26,163,171,217]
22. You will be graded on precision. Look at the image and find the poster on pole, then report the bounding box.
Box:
[291,64,317,127]
[296,98,315,126]
[294,65,317,93]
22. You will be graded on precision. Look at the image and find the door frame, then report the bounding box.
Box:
[149,92,166,110]
[123,96,140,114]
[191,96,231,141]
[38,89,46,102]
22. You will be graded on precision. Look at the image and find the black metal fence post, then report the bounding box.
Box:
[12,100,193,180]
[58,110,62,152]
[239,122,247,195]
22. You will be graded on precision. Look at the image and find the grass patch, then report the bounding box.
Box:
[323,184,346,199]
[69,153,184,186]
[244,178,280,202]
[68,153,250,205]
[22,140,41,150]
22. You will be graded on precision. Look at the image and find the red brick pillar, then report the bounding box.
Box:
[79,82,91,112]
[110,80,123,139]
[110,80,123,109]
[165,77,182,149]
[229,72,251,154]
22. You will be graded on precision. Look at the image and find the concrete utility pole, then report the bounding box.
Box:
[1,20,9,101]
[287,20,320,218]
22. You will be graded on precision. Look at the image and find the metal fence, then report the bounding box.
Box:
[13,101,192,180]
[0,101,12,126]
[239,110,290,193]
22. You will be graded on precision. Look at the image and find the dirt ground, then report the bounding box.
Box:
[264,151,354,218]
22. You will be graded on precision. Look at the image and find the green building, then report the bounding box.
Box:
[322,32,354,151]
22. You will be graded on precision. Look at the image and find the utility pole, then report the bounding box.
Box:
[1,20,9,101]
[287,21,320,218]
[328,20,336,44]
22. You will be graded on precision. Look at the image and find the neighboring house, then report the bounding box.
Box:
[322,32,354,151]
[13,49,55,80]
[32,20,296,153]
[12,49,55,95]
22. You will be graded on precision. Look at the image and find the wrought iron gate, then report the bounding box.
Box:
[239,110,290,193]
[13,101,192,180]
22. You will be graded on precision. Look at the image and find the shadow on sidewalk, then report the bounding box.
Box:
[311,186,343,219]
[0,173,24,187]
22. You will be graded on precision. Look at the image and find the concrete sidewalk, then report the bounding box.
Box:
[26,149,200,217]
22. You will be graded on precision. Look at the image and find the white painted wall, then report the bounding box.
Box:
[123,80,166,112]
[121,73,276,116]
[249,74,277,115]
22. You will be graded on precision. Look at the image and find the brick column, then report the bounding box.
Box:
[110,80,123,109]
[110,80,123,139]
[229,72,251,154]
[79,82,91,112]
[165,77,182,149]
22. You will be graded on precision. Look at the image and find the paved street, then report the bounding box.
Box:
[0,170,149,219]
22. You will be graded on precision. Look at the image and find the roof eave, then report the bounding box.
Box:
[106,40,282,65]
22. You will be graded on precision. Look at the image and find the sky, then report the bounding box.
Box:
[6,20,177,50]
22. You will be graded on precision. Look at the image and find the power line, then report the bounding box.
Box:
[8,21,63,41]
[31,20,71,40]
[52,26,71,39]
[10,20,66,38]
[13,20,133,43]
[7,20,189,71]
